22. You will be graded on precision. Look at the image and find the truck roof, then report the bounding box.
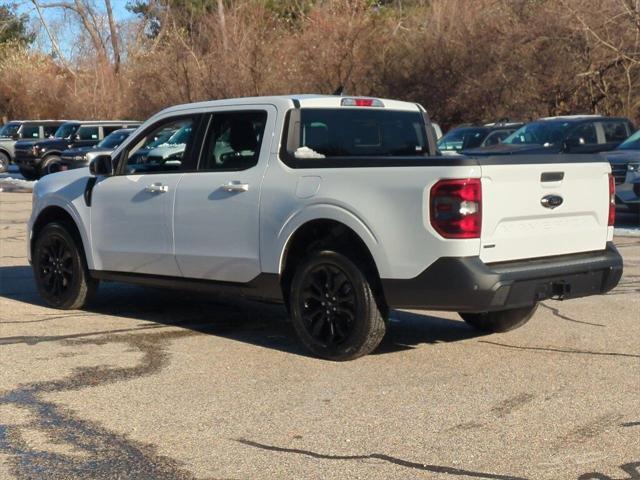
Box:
[161,95,423,115]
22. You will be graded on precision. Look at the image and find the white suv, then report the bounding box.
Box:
[28,95,623,360]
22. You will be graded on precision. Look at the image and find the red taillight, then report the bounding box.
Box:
[430,178,482,239]
[608,173,615,226]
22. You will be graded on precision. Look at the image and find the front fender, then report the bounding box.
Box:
[29,170,94,268]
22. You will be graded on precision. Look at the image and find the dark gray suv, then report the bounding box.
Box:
[0,120,64,173]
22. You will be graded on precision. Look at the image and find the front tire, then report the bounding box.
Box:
[19,168,38,181]
[33,223,98,309]
[459,303,538,333]
[289,250,387,361]
[38,155,63,178]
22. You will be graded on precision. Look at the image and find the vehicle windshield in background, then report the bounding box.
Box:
[0,123,20,137]
[53,124,80,139]
[617,130,640,150]
[96,131,130,149]
[437,127,488,151]
[503,121,572,146]
[297,109,428,157]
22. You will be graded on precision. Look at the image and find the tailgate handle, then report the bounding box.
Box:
[541,171,564,182]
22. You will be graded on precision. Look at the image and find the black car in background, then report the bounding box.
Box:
[605,129,640,216]
[0,120,64,173]
[465,115,634,155]
[437,121,523,155]
[14,120,140,179]
[60,128,137,171]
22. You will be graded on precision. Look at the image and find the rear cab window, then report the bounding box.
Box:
[283,108,430,166]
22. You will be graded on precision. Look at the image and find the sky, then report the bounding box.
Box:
[15,1,136,57]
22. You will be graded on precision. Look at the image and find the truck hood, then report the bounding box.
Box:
[34,166,91,199]
[28,138,72,150]
[604,149,640,164]
[61,146,114,158]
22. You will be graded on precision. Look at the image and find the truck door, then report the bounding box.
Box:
[174,106,276,282]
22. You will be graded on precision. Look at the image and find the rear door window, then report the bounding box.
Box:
[77,126,100,141]
[601,121,629,143]
[297,109,428,158]
[21,126,40,138]
[200,111,267,171]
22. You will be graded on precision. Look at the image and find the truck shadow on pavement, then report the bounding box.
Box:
[0,265,483,357]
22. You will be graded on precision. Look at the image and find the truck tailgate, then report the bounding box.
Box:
[479,158,610,264]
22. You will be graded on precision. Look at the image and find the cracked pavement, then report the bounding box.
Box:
[0,191,639,480]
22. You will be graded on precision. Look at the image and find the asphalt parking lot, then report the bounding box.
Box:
[0,189,638,480]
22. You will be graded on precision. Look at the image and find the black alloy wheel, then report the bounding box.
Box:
[289,250,386,361]
[298,263,357,347]
[33,223,97,309]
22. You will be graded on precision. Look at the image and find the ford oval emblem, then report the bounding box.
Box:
[541,194,563,209]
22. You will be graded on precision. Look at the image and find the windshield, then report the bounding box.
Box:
[165,125,192,145]
[53,123,80,139]
[503,121,572,146]
[617,130,640,150]
[96,131,130,149]
[0,122,20,138]
[437,127,488,151]
[297,109,428,157]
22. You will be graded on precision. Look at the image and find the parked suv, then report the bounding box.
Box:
[466,115,634,155]
[14,120,140,179]
[0,120,64,173]
[27,95,622,360]
[60,128,137,171]
[605,129,640,217]
[437,121,523,155]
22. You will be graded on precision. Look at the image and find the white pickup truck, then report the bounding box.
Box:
[28,95,623,360]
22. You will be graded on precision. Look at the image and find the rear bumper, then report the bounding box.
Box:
[382,242,623,312]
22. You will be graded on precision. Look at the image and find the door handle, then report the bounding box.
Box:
[145,183,168,194]
[222,181,249,193]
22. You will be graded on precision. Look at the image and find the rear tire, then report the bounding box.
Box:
[0,152,9,173]
[289,250,387,361]
[33,223,98,309]
[459,303,538,333]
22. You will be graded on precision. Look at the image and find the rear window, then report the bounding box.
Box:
[296,109,428,158]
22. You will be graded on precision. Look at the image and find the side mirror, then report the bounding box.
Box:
[89,154,113,176]
[12,133,20,140]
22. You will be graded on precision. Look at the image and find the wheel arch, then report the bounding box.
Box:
[0,147,11,159]
[31,205,91,268]
[278,216,388,311]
